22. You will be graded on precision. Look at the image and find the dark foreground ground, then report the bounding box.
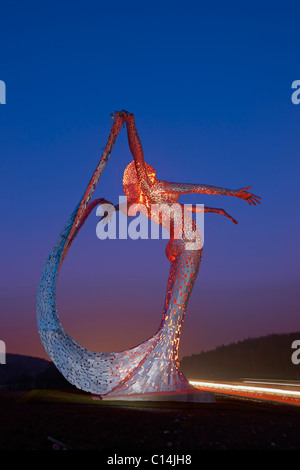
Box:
[0,390,300,452]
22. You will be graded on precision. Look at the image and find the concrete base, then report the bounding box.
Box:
[101,389,215,403]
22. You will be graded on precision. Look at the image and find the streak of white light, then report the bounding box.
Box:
[189,380,300,397]
[243,380,300,387]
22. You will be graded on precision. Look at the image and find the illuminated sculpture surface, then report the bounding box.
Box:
[37,111,260,397]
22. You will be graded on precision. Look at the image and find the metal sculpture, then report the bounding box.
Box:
[37,110,260,397]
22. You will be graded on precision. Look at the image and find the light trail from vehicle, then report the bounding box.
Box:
[189,380,300,405]
[242,380,300,387]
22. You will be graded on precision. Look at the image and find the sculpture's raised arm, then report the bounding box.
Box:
[112,110,152,197]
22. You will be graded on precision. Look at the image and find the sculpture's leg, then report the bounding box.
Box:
[105,239,203,396]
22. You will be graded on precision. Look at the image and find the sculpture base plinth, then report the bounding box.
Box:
[100,390,215,403]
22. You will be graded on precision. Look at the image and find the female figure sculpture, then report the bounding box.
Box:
[37,111,260,397]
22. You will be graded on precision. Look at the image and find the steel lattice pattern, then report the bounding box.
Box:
[37,111,260,397]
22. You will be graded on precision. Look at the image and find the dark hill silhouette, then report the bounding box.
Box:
[180,332,300,381]
[0,353,74,391]
[1,332,299,391]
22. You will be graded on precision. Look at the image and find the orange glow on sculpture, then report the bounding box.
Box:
[36,110,261,397]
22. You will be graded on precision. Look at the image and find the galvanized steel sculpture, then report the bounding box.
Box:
[37,110,260,397]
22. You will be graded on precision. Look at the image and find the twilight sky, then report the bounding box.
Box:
[0,0,299,360]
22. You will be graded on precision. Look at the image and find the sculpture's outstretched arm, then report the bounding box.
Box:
[59,115,124,269]
[112,110,152,197]
[186,204,238,224]
[158,181,261,206]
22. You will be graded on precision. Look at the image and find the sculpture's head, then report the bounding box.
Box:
[123,160,157,205]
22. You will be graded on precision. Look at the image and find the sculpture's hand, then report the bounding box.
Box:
[99,203,116,225]
[111,110,134,122]
[236,186,261,205]
[220,209,238,224]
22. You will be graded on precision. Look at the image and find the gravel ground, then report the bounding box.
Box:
[0,391,300,452]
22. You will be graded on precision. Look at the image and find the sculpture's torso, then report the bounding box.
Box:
[122,161,202,253]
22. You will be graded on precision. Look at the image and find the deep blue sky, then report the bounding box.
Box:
[1,0,299,359]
